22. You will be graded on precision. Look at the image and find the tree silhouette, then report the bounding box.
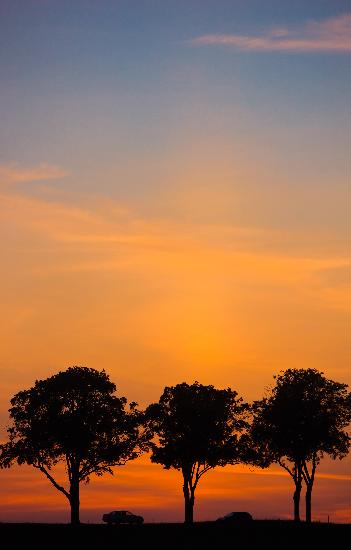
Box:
[0,366,147,524]
[251,369,351,523]
[146,382,249,524]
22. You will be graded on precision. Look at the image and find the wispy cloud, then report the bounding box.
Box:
[192,13,351,53]
[0,162,68,184]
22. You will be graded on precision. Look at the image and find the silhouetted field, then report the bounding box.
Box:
[0,520,350,548]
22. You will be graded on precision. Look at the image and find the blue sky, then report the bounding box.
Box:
[1,0,351,188]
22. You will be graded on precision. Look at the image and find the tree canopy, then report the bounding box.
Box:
[146,382,249,523]
[0,366,147,524]
[251,368,351,522]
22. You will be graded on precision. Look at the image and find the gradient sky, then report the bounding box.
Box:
[1,0,351,523]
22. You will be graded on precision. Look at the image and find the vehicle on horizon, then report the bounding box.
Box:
[102,510,144,525]
[216,511,253,524]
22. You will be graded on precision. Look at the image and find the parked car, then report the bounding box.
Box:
[216,512,253,524]
[102,510,144,525]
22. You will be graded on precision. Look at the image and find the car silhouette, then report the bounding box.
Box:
[216,512,253,524]
[102,510,144,525]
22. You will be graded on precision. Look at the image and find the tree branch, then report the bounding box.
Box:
[35,464,70,499]
[194,464,213,489]
[190,463,196,480]
[310,453,317,485]
[301,461,311,485]
[278,459,294,479]
[65,454,72,484]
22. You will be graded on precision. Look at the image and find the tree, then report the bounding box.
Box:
[0,366,147,524]
[146,382,249,524]
[251,369,351,523]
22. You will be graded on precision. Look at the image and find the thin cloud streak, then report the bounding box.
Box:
[192,13,351,53]
[0,162,68,184]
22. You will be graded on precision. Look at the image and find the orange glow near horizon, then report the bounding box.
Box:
[1,458,351,524]
[0,71,351,521]
[1,152,351,522]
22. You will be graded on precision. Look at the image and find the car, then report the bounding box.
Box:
[102,510,144,525]
[216,511,253,524]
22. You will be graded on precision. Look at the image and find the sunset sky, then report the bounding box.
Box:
[1,0,351,523]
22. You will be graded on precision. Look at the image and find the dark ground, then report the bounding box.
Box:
[0,521,349,548]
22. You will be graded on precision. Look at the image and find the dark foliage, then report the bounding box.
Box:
[146,382,249,523]
[250,368,351,522]
[0,366,149,524]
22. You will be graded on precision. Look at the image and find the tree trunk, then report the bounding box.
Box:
[70,476,80,525]
[293,481,302,522]
[305,485,312,524]
[184,495,194,524]
[183,478,195,524]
